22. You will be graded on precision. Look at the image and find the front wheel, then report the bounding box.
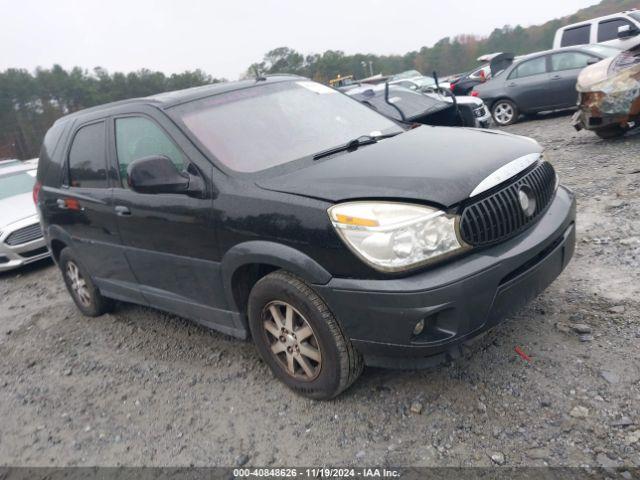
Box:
[492,99,519,126]
[248,271,363,400]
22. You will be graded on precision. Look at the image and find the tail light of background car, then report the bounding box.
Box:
[470,90,479,97]
[33,181,42,205]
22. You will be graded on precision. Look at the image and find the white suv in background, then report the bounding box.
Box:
[553,10,640,51]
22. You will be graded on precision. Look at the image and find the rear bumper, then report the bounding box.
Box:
[315,186,576,368]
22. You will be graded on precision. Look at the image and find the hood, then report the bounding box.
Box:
[257,126,542,207]
[0,193,37,228]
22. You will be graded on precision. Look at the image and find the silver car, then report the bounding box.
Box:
[0,161,50,271]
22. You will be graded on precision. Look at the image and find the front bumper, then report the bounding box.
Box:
[474,107,492,128]
[0,216,50,272]
[315,186,576,368]
[572,109,633,132]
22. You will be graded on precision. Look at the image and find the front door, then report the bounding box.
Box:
[108,112,233,331]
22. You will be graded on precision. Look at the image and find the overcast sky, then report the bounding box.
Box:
[1,0,600,79]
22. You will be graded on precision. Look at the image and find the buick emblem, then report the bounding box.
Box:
[518,186,536,216]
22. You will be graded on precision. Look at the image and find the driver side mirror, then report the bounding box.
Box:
[127,155,203,196]
[618,24,639,38]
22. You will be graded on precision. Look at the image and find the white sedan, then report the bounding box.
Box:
[0,161,50,272]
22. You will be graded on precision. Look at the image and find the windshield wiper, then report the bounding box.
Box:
[313,132,402,160]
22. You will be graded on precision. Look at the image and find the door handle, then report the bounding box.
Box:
[551,75,562,80]
[508,82,517,88]
[114,205,131,216]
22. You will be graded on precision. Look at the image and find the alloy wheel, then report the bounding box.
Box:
[494,102,515,125]
[66,261,91,307]
[262,301,322,381]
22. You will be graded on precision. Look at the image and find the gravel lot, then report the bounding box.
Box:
[0,113,639,468]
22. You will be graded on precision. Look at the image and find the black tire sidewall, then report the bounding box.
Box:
[248,274,343,399]
[59,248,104,317]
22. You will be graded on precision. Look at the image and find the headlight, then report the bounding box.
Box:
[328,201,465,272]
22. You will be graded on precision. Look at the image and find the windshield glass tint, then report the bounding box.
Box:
[171,81,400,173]
[630,12,640,22]
[0,171,35,201]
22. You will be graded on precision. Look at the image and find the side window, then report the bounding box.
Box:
[598,18,634,42]
[561,25,591,47]
[115,116,186,187]
[508,57,547,80]
[68,122,108,189]
[551,52,594,71]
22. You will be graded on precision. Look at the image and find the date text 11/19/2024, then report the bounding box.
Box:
[232,467,401,478]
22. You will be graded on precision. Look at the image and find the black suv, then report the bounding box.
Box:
[36,76,576,399]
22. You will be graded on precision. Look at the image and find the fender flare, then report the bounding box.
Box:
[220,240,332,312]
[45,225,75,261]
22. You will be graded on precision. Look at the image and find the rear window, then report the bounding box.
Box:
[0,171,36,201]
[561,25,591,47]
[582,44,622,58]
[598,18,635,42]
[550,52,594,71]
[41,122,66,158]
[509,56,547,79]
[68,122,108,188]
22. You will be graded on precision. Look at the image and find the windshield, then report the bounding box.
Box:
[630,12,640,23]
[171,81,401,173]
[0,171,36,201]
[583,44,622,58]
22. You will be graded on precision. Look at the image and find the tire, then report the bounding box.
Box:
[248,271,363,400]
[491,99,519,126]
[59,247,114,317]
[595,125,626,139]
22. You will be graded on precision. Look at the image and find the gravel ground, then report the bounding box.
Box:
[0,112,639,468]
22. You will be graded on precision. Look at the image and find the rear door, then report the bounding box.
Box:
[548,51,599,108]
[108,110,233,332]
[505,56,552,111]
[55,120,142,301]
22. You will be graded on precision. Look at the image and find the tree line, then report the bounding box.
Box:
[0,66,221,159]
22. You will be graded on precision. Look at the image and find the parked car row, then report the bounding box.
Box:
[472,44,621,126]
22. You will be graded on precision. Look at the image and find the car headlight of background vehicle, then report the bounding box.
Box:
[328,202,465,272]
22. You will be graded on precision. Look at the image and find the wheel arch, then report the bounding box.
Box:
[46,226,74,264]
[221,241,332,317]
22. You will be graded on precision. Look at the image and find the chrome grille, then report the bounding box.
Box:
[459,161,556,247]
[5,223,43,246]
